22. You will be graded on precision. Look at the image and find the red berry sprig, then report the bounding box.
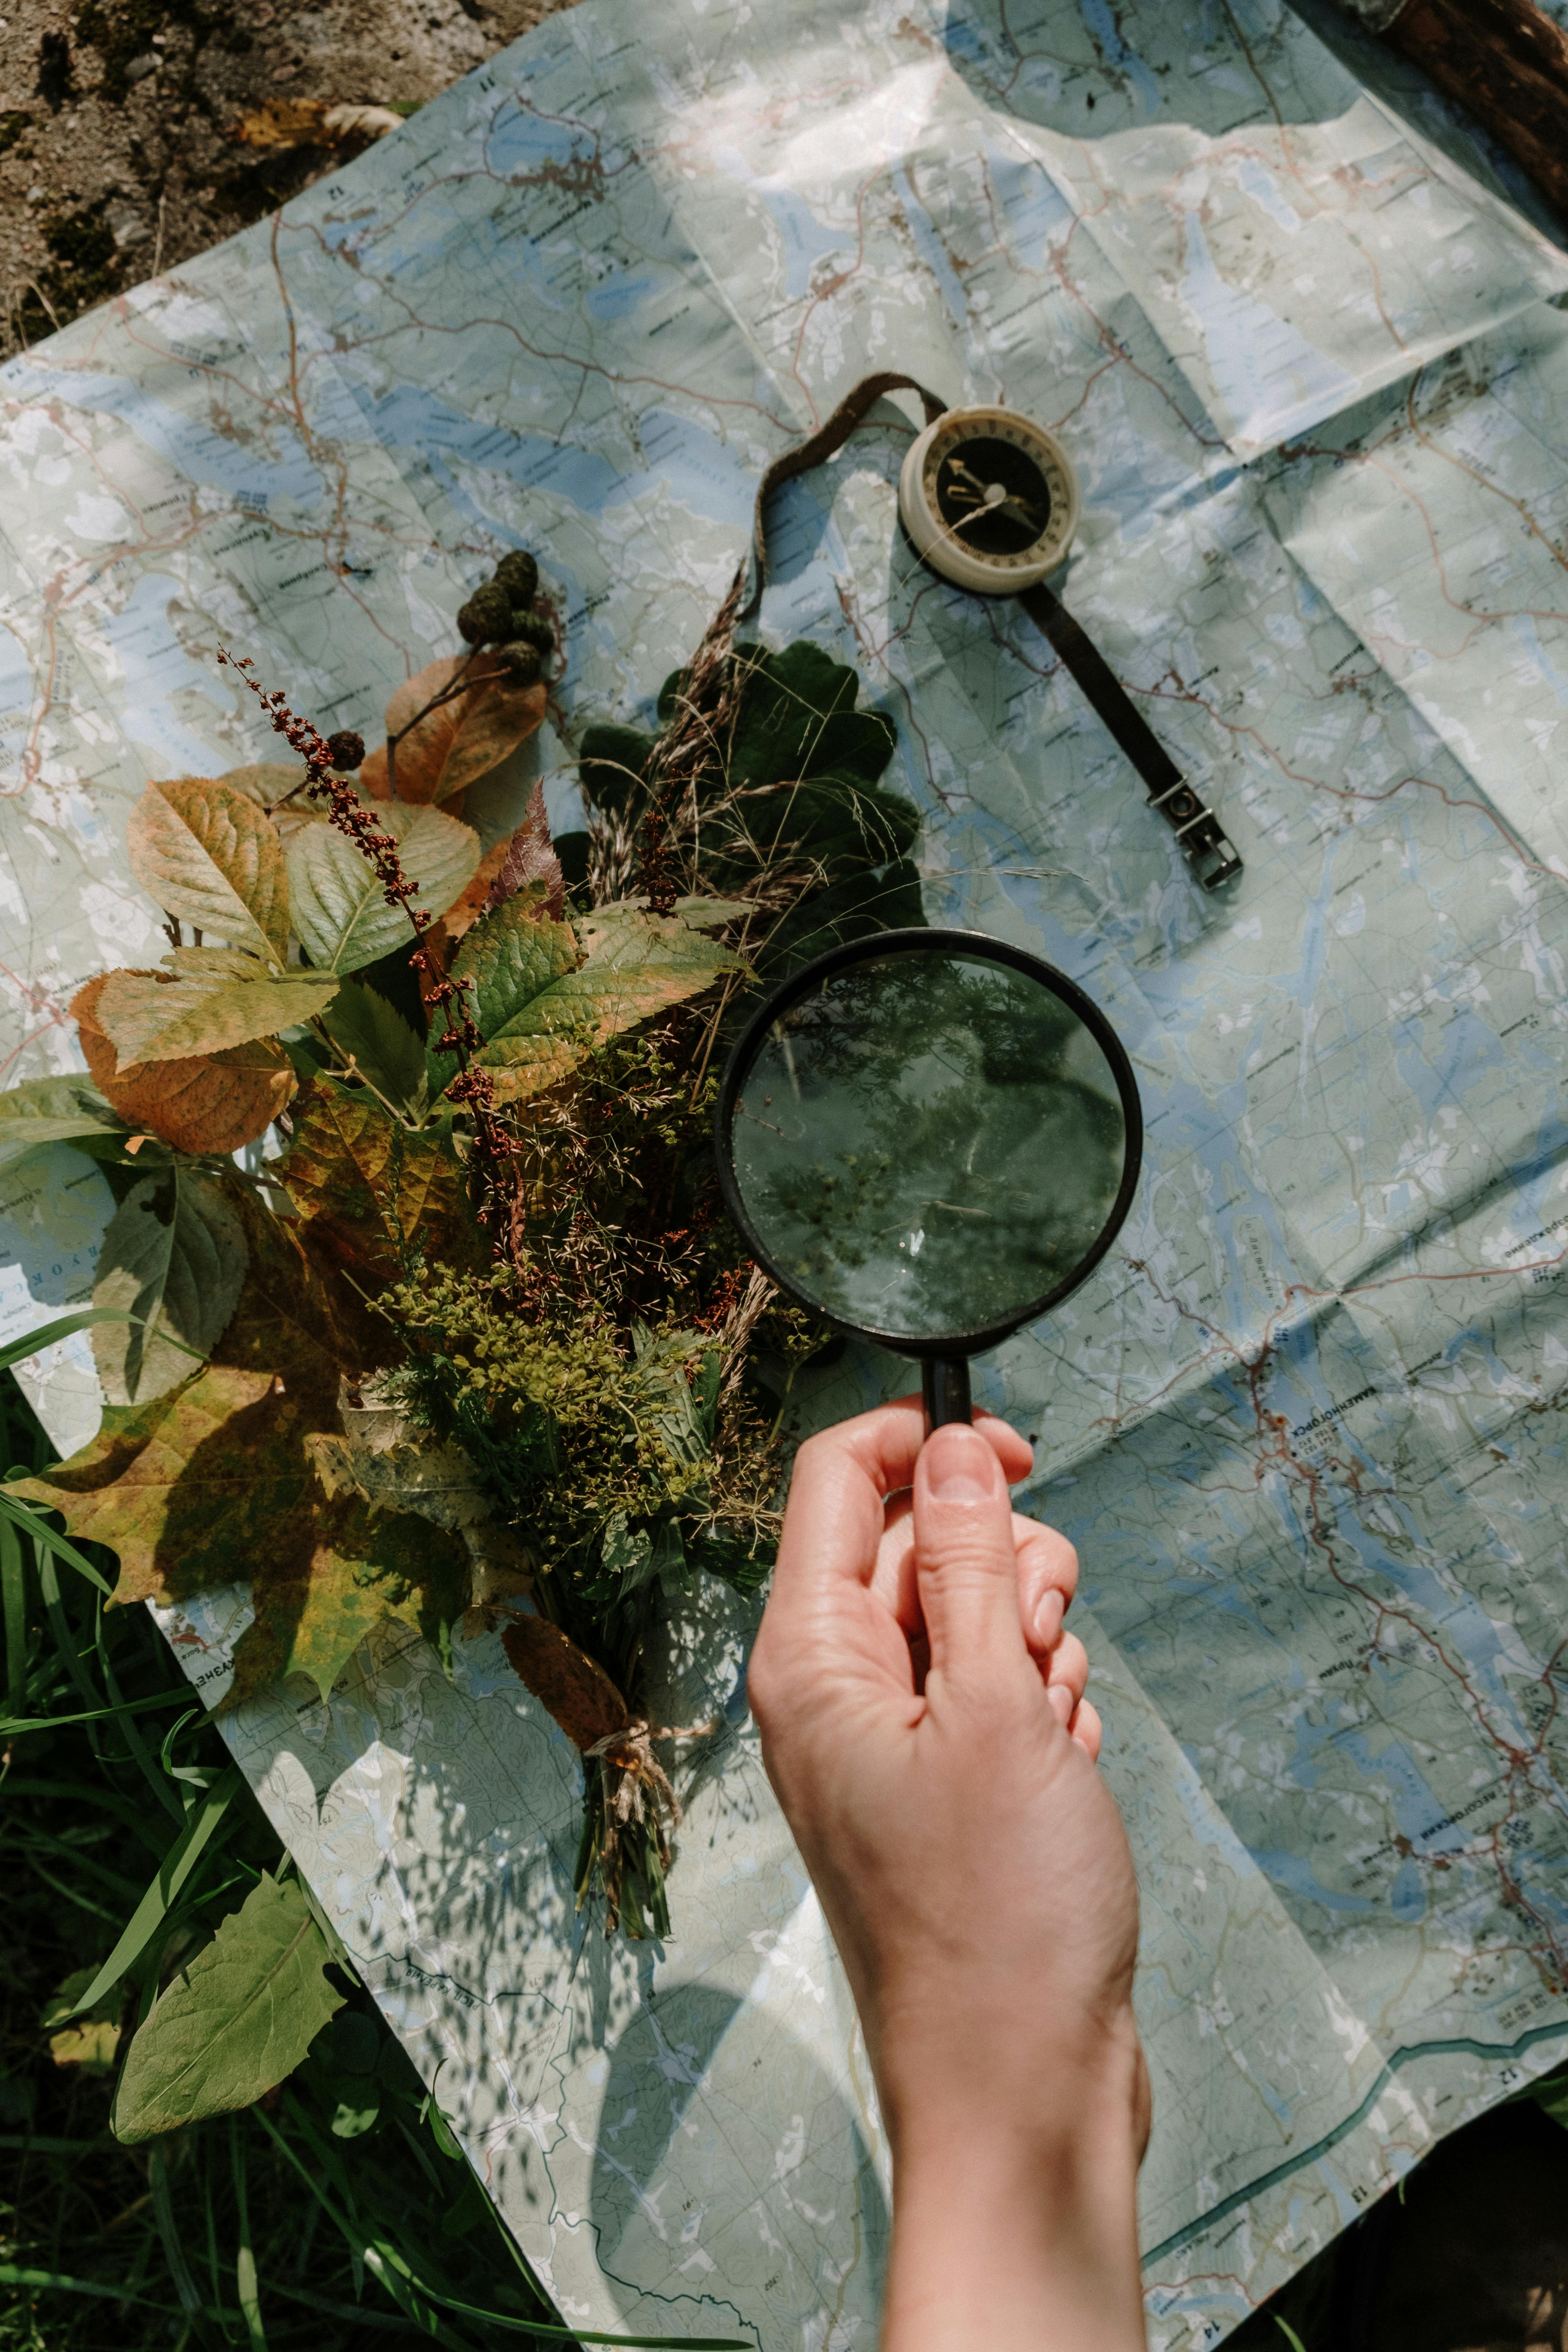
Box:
[219,651,519,1220]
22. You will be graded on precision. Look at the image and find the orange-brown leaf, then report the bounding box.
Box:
[440,835,516,945]
[359,656,547,806]
[500,1616,628,1750]
[74,973,296,1154]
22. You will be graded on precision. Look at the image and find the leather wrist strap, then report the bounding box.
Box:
[1020,583,1242,891]
[738,372,950,618]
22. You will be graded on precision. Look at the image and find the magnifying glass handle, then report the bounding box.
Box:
[922,1358,973,1429]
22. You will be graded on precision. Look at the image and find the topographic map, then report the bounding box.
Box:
[5,0,1568,2341]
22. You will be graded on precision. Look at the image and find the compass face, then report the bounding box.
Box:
[933,434,1053,558]
[899,405,1080,595]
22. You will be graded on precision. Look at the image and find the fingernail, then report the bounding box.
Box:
[923,1422,999,1502]
[1048,1681,1075,1726]
[1032,1589,1064,1647]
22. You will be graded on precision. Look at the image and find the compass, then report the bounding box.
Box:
[898,401,1240,892]
[740,376,1242,893]
[898,406,1079,593]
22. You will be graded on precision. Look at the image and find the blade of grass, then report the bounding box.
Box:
[257,2280,432,2333]
[0,2261,240,2324]
[230,2116,267,2352]
[0,1775,171,1854]
[8,1812,149,1897]
[66,1762,244,2018]
[251,2107,466,2349]
[0,1307,146,1378]
[95,1588,185,1825]
[149,2139,205,2323]
[1,1685,198,1738]
[15,1848,126,1921]
[0,1491,113,1596]
[38,1549,108,1713]
[1273,2323,1308,2352]
[0,2263,144,2304]
[1,1511,25,1717]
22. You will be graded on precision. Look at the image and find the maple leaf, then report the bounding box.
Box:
[231,1489,469,1707]
[12,1184,462,1707]
[273,1076,482,1282]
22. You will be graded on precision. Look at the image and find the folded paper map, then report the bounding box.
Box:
[5,0,1568,2342]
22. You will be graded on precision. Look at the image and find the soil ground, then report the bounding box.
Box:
[0,0,572,355]
[4,0,1568,2340]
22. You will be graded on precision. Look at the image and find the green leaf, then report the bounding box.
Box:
[276,1076,479,1283]
[449,899,745,1104]
[95,966,339,1065]
[320,978,426,1115]
[66,1764,245,2020]
[127,778,290,963]
[0,1116,131,1171]
[658,640,915,889]
[113,1872,345,2143]
[91,1169,250,1407]
[672,895,753,931]
[0,1078,129,1171]
[286,804,480,975]
[164,943,273,980]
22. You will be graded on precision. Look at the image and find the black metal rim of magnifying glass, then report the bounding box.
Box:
[713,926,1145,1360]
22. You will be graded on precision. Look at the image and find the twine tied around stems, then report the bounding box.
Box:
[581,1717,717,1934]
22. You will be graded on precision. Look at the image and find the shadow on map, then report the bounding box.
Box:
[588,1980,889,2320]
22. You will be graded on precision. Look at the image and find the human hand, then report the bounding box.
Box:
[748,1398,1148,2352]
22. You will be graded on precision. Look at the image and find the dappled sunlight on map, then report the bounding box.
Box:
[6,0,1568,2341]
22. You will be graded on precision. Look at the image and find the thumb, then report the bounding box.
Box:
[913,1422,1032,1684]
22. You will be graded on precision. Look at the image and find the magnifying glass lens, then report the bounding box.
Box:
[725,945,1131,1348]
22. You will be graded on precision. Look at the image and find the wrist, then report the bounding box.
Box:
[881,2040,1147,2352]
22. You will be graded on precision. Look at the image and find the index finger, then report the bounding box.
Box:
[775,1394,1033,1605]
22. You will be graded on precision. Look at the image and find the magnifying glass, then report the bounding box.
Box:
[715,929,1143,1428]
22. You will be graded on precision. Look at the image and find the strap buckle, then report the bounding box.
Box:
[1146,776,1243,891]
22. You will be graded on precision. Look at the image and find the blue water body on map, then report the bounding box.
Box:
[0,627,31,760]
[486,104,609,182]
[1508,612,1568,704]
[98,573,237,773]
[1390,1859,1426,1921]
[585,271,658,322]
[13,364,324,509]
[986,148,1074,254]
[1077,0,1161,114]
[705,150,847,300]
[940,8,989,64]
[892,169,970,325]
[1234,158,1303,235]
